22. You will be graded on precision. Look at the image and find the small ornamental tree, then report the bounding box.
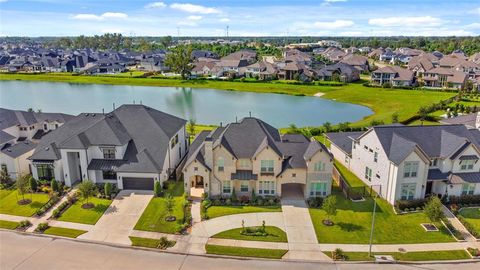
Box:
[104,182,112,199]
[424,196,445,223]
[29,176,38,193]
[16,174,30,204]
[0,165,12,186]
[165,193,175,220]
[78,180,96,208]
[154,181,162,197]
[51,179,59,193]
[322,195,337,226]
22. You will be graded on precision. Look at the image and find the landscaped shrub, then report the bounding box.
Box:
[154,181,162,197]
[307,197,324,208]
[467,248,480,257]
[29,177,38,192]
[331,248,345,261]
[158,236,176,249]
[35,222,49,233]
[104,182,113,199]
[35,194,60,216]
[394,199,428,211]
[441,218,465,240]
[457,215,480,239]
[18,220,32,230]
[52,201,70,218]
[51,179,59,193]
[448,195,480,206]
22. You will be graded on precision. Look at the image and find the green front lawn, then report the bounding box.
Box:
[205,244,288,259]
[458,207,480,233]
[57,197,112,225]
[0,220,20,230]
[0,190,50,217]
[43,227,87,238]
[134,181,187,234]
[323,250,470,261]
[309,187,454,244]
[206,205,281,219]
[129,236,176,249]
[212,226,288,242]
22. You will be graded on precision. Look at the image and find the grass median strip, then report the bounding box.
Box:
[205,244,288,259]
[129,236,176,249]
[212,226,288,242]
[0,220,20,230]
[322,250,471,261]
[43,227,87,238]
[206,205,281,219]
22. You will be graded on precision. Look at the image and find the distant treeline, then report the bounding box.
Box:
[1,35,479,55]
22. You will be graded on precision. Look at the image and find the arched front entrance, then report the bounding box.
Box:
[192,175,204,188]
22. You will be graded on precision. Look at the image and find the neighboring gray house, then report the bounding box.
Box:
[316,62,360,82]
[327,124,480,205]
[371,66,415,86]
[0,108,73,179]
[29,105,188,190]
[440,112,480,130]
[183,118,334,199]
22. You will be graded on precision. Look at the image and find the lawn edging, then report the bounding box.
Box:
[205,244,288,259]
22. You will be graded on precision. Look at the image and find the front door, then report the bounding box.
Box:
[425,181,433,196]
[194,176,204,188]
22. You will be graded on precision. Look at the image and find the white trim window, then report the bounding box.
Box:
[240,181,249,192]
[462,183,475,195]
[310,182,327,197]
[217,157,225,172]
[258,181,275,195]
[403,161,419,178]
[102,148,115,159]
[222,180,231,194]
[365,167,372,182]
[314,161,325,172]
[260,160,274,173]
[400,183,416,200]
[374,152,378,163]
[460,160,475,171]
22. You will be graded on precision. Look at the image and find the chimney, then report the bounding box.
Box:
[204,136,214,169]
[476,112,480,129]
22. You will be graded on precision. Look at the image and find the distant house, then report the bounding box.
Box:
[316,47,346,62]
[316,62,360,82]
[378,48,395,62]
[191,60,218,77]
[244,61,277,80]
[371,66,415,87]
[440,112,480,130]
[277,60,312,81]
[368,48,385,59]
[139,56,168,72]
[191,50,219,60]
[81,60,127,75]
[339,54,369,72]
[407,54,436,76]
[423,67,468,90]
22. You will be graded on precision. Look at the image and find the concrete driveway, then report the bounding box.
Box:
[78,190,153,245]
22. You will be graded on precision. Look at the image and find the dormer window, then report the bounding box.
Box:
[460,160,475,171]
[44,124,47,130]
[103,148,115,159]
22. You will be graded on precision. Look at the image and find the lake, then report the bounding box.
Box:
[0,80,372,127]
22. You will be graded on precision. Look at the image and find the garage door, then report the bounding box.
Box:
[122,177,154,190]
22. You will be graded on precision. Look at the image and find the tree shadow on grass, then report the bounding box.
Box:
[29,201,45,208]
[93,203,110,214]
[336,222,364,232]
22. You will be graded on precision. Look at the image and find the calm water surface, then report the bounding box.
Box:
[0,80,372,127]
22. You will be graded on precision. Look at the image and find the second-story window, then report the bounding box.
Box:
[314,161,325,172]
[103,148,115,159]
[260,160,274,174]
[403,161,419,178]
[217,157,224,172]
[460,160,475,171]
[44,124,47,130]
[374,152,378,163]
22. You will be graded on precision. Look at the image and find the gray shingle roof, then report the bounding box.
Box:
[30,105,186,174]
[325,131,363,155]
[1,140,37,158]
[0,108,74,130]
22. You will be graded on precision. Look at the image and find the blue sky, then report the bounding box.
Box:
[0,0,479,36]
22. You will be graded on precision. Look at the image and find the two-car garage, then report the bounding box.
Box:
[122,177,155,190]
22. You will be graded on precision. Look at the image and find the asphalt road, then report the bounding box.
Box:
[1,231,479,270]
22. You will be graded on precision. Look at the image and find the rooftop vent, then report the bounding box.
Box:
[85,113,89,116]
[92,113,96,117]
[44,147,49,151]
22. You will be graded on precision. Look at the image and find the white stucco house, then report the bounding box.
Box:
[183,117,334,199]
[28,105,188,189]
[0,108,73,179]
[327,124,480,205]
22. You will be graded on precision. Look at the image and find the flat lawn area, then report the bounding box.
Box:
[0,73,456,128]
[0,190,50,217]
[205,244,288,259]
[458,207,480,233]
[129,236,176,249]
[211,226,287,242]
[323,250,470,261]
[0,220,20,230]
[43,227,87,238]
[309,188,454,244]
[206,205,282,219]
[334,160,366,188]
[134,181,186,234]
[57,197,112,225]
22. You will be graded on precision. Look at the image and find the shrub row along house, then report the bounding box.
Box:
[327,120,480,205]
[182,117,334,198]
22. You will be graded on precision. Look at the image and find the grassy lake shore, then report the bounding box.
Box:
[0,73,457,127]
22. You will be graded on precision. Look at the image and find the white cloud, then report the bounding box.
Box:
[187,15,202,21]
[219,18,230,22]
[170,3,220,14]
[72,12,128,21]
[324,0,347,2]
[177,21,198,26]
[368,16,443,27]
[145,2,166,9]
[312,20,354,29]
[465,23,480,29]
[339,31,363,36]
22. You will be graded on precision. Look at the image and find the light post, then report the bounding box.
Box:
[368,194,378,257]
